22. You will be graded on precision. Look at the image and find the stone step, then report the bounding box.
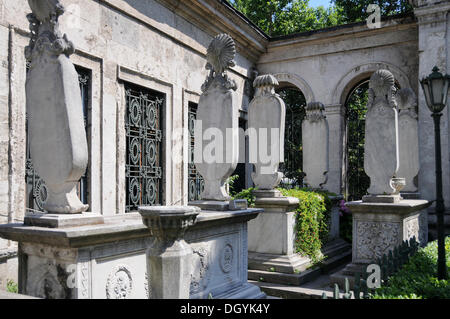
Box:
[321,239,352,259]
[249,279,334,299]
[248,252,311,274]
[248,266,322,286]
[247,239,352,287]
[318,250,352,274]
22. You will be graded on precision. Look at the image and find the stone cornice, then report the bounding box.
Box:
[414,1,450,25]
[268,15,416,49]
[260,19,417,64]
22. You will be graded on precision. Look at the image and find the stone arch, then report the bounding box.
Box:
[332,62,412,106]
[273,73,315,103]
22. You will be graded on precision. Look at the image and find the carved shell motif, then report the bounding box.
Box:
[253,74,279,96]
[368,69,397,110]
[202,34,237,92]
[206,34,236,74]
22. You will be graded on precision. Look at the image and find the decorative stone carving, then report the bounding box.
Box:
[248,74,285,190]
[302,102,329,189]
[220,242,234,274]
[363,70,399,200]
[355,221,400,261]
[190,244,211,295]
[419,211,428,246]
[144,272,151,298]
[106,265,133,299]
[194,34,239,200]
[396,88,419,193]
[139,206,200,299]
[79,262,89,299]
[405,218,419,241]
[25,0,89,214]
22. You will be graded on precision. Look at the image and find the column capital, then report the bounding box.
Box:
[324,104,345,117]
[413,1,450,25]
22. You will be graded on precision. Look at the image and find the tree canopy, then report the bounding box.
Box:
[229,0,413,37]
[331,0,413,24]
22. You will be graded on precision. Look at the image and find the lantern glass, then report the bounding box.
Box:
[431,77,444,106]
[422,80,433,112]
[421,67,450,113]
[442,76,450,106]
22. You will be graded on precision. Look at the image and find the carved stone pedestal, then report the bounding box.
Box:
[139,206,199,299]
[247,191,306,274]
[330,199,430,288]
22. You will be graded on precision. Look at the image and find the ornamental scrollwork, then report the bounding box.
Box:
[106,265,133,299]
[356,221,400,261]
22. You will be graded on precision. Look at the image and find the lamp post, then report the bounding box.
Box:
[420,66,450,280]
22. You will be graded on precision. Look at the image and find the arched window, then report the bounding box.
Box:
[344,80,370,201]
[276,86,307,188]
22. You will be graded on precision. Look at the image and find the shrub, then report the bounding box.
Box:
[7,279,18,294]
[231,185,335,262]
[372,237,450,299]
[232,187,257,207]
[279,188,332,262]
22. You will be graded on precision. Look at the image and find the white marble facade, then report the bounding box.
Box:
[1,0,450,289]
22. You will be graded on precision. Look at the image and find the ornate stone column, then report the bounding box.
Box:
[363,70,400,203]
[192,34,239,207]
[246,74,308,280]
[324,103,345,195]
[25,0,89,214]
[139,206,199,299]
[302,102,329,189]
[248,74,284,191]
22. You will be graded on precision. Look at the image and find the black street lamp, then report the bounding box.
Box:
[420,66,450,280]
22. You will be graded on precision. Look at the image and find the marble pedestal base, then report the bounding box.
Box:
[248,194,301,274]
[330,199,430,288]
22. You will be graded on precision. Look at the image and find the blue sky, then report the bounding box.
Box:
[309,0,332,8]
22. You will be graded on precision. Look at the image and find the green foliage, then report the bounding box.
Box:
[279,188,332,262]
[331,0,413,24]
[372,237,450,299]
[232,187,257,207]
[229,0,345,36]
[228,174,257,207]
[227,174,240,197]
[346,81,370,201]
[277,87,306,187]
[230,0,412,37]
[231,185,334,261]
[7,280,18,294]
